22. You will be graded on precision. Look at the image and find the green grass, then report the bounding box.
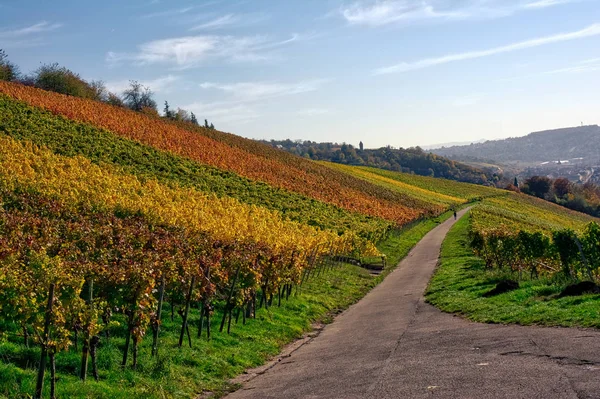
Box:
[0,210,457,399]
[426,213,600,328]
[0,95,391,239]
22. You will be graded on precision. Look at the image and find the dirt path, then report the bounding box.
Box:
[226,208,600,399]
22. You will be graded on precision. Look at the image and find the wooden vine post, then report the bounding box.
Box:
[178,276,196,348]
[35,283,55,399]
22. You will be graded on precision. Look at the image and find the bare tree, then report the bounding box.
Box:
[122,80,157,112]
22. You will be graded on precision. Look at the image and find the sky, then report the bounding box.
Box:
[1,0,599,148]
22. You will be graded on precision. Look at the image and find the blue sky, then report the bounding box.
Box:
[1,0,599,148]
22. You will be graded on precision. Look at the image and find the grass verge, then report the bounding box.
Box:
[0,210,457,399]
[426,213,600,328]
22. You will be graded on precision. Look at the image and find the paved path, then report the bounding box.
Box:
[227,209,600,399]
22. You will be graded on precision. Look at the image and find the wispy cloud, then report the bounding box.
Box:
[189,13,269,31]
[199,79,329,101]
[139,6,194,19]
[338,0,587,26]
[524,0,582,9]
[182,101,260,124]
[105,75,180,94]
[340,1,466,26]
[0,21,62,38]
[107,34,300,68]
[0,21,63,48]
[190,14,240,30]
[375,23,600,74]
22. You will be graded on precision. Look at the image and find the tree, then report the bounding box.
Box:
[190,112,198,125]
[163,101,173,119]
[359,141,364,151]
[89,80,107,101]
[513,176,519,188]
[553,177,571,198]
[174,108,190,122]
[0,49,19,81]
[524,176,551,198]
[210,123,215,130]
[204,119,209,129]
[33,63,98,99]
[106,92,125,108]
[122,80,157,112]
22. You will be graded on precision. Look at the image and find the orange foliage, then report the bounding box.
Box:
[0,82,422,225]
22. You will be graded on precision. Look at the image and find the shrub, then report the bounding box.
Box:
[0,50,19,81]
[33,63,98,99]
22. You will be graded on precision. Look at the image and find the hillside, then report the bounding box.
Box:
[0,81,510,398]
[432,125,600,165]
[0,80,598,399]
[262,139,495,185]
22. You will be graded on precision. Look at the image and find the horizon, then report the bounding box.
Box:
[1,0,600,148]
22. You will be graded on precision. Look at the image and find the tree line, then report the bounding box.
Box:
[264,139,495,185]
[0,49,216,129]
[508,176,600,218]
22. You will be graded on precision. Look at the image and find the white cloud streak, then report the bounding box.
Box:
[189,13,269,31]
[339,0,588,26]
[0,21,62,38]
[375,23,600,75]
[139,6,194,19]
[199,79,329,102]
[105,75,180,94]
[524,0,582,8]
[107,34,299,68]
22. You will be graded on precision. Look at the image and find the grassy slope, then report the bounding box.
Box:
[426,214,600,328]
[0,210,457,399]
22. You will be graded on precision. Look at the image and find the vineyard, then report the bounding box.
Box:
[2,78,595,398]
[0,82,429,226]
[469,194,600,283]
[0,94,392,241]
[0,81,510,398]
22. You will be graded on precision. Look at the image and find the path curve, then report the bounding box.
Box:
[226,209,600,399]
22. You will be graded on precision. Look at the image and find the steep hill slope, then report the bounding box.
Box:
[433,125,600,164]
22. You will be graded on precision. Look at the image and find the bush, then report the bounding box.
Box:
[0,50,19,81]
[33,63,99,99]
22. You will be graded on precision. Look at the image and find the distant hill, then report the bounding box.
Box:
[261,139,495,185]
[422,139,486,150]
[432,125,600,165]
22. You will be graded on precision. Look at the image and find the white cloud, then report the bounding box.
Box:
[341,1,466,26]
[339,0,588,26]
[0,21,62,38]
[139,6,194,19]
[190,14,240,30]
[375,23,600,74]
[182,101,260,124]
[105,75,180,94]
[107,34,299,68]
[524,0,581,8]
[189,13,269,31]
[199,79,329,101]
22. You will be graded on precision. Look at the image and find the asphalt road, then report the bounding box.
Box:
[226,208,600,399]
